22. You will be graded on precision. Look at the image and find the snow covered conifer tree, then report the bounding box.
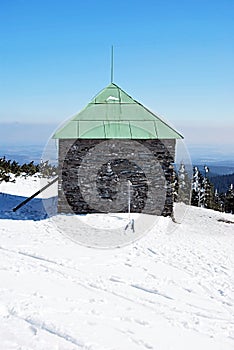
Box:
[200,166,214,209]
[192,165,215,209]
[225,184,234,214]
[213,188,222,211]
[171,166,178,202]
[191,166,202,207]
[177,162,191,204]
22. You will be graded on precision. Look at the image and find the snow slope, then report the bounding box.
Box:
[0,176,234,350]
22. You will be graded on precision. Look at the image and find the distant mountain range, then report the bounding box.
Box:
[1,143,233,170]
[209,173,234,193]
[197,164,234,176]
[1,122,233,195]
[0,145,45,165]
[1,142,234,193]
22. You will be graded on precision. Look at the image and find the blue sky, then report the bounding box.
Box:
[0,0,233,147]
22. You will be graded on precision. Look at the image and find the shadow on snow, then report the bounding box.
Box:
[0,192,57,221]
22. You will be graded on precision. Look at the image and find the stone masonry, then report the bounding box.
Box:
[58,139,176,216]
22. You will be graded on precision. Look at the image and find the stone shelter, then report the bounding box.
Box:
[53,83,183,216]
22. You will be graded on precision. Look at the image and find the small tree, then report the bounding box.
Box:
[172,166,179,202]
[177,162,191,204]
[191,166,202,206]
[200,166,214,209]
[212,188,223,211]
[225,184,234,214]
[39,161,58,178]
[191,165,215,209]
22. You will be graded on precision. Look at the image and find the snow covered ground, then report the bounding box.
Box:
[0,176,234,350]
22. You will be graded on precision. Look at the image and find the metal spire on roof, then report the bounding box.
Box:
[111,45,114,83]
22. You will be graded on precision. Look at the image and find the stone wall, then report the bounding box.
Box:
[58,139,176,216]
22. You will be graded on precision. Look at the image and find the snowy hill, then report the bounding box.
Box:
[0,176,234,350]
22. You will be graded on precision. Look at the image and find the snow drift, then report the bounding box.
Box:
[0,176,234,350]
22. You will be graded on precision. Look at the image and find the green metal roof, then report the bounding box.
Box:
[53,83,183,139]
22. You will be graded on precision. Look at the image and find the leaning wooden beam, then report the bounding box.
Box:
[12,176,58,212]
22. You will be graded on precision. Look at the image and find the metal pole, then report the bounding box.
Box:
[111,45,114,83]
[12,176,58,212]
[125,180,134,233]
[128,180,131,221]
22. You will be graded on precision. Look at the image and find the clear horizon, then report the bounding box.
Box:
[0,121,233,150]
[1,122,234,167]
